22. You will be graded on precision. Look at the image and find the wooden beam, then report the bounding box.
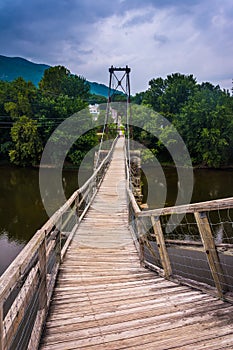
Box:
[56,230,62,265]
[127,186,141,215]
[3,266,39,350]
[27,309,45,350]
[0,301,3,350]
[151,216,172,279]
[135,218,144,266]
[0,229,44,302]
[138,236,145,267]
[194,212,226,299]
[38,235,47,312]
[138,197,233,217]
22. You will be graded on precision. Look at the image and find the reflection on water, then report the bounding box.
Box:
[0,167,48,243]
[142,167,233,245]
[0,234,24,276]
[0,166,90,275]
[192,169,233,202]
[142,167,233,208]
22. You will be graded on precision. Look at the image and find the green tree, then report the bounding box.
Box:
[9,116,43,166]
[37,65,90,143]
[176,87,233,167]
[39,65,90,100]
[143,77,165,111]
[4,77,37,119]
[0,81,12,159]
[62,74,90,100]
[39,65,70,95]
[68,130,99,165]
[0,81,10,114]
[88,94,107,105]
[143,73,197,119]
[131,91,146,105]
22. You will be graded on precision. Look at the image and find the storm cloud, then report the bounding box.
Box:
[0,0,232,93]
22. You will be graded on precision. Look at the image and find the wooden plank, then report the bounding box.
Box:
[39,138,233,350]
[194,211,226,298]
[51,285,188,303]
[49,288,202,311]
[151,215,172,278]
[41,306,233,345]
[40,318,233,350]
[45,298,226,331]
[0,137,119,350]
[179,333,233,350]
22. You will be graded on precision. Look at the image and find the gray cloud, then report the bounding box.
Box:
[123,12,154,27]
[0,0,232,92]
[153,33,169,45]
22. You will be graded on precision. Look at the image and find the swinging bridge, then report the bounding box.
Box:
[0,67,233,350]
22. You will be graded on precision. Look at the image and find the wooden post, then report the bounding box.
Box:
[75,194,80,223]
[56,229,62,265]
[38,235,47,312]
[194,211,226,299]
[128,198,136,228]
[136,218,145,266]
[138,236,145,267]
[151,216,172,279]
[0,301,3,350]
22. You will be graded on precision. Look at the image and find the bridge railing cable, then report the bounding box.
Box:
[0,136,118,350]
[125,151,233,303]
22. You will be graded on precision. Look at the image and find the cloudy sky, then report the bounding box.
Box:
[0,0,232,93]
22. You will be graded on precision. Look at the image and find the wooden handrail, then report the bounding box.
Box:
[125,149,233,300]
[138,197,233,217]
[0,136,118,350]
[0,229,44,301]
[40,136,119,233]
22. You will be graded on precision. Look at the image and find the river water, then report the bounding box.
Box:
[0,166,90,275]
[0,165,232,275]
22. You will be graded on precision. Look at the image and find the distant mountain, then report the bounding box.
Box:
[0,55,50,86]
[88,82,111,97]
[0,55,118,98]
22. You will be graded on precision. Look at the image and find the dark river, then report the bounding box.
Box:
[0,165,91,276]
[0,165,232,275]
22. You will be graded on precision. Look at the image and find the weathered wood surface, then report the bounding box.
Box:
[138,197,233,217]
[40,138,233,350]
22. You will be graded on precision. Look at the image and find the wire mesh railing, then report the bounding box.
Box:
[0,136,118,350]
[125,148,233,303]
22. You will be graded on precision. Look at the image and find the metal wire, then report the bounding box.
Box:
[140,206,233,293]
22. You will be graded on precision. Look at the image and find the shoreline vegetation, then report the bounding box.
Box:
[1,159,233,171]
[0,66,232,169]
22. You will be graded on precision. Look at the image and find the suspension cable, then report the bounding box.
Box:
[95,66,131,171]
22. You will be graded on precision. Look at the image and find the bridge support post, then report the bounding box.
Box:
[56,229,62,265]
[38,234,48,312]
[130,151,143,204]
[151,216,172,279]
[0,301,3,350]
[75,195,80,223]
[194,212,226,299]
[136,218,145,266]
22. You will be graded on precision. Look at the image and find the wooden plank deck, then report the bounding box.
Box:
[40,138,233,350]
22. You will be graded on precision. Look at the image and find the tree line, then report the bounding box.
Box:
[0,67,232,168]
[132,73,233,168]
[0,66,100,166]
